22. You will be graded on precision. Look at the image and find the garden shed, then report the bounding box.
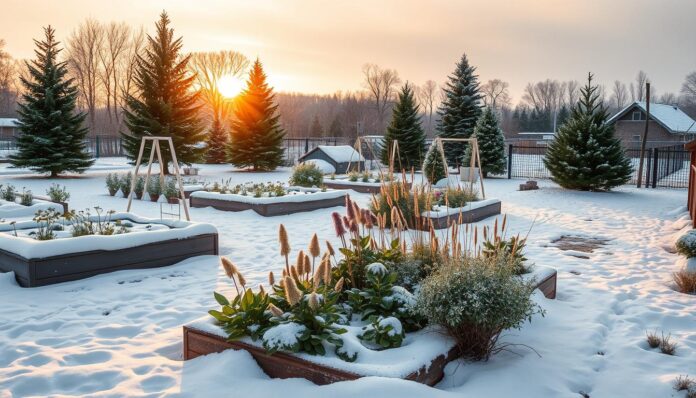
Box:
[298,145,364,174]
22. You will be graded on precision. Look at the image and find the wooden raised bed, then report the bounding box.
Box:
[0,217,218,287]
[419,199,502,230]
[190,191,347,216]
[323,180,411,194]
[533,268,557,299]
[183,326,459,386]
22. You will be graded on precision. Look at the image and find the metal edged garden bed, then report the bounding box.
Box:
[189,191,347,216]
[419,199,502,230]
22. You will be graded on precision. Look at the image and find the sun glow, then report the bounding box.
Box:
[217,75,245,98]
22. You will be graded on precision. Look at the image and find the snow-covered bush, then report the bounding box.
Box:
[1,184,16,201]
[19,189,33,206]
[435,186,478,208]
[146,176,162,201]
[289,163,324,188]
[163,178,179,200]
[422,144,447,184]
[133,176,145,199]
[416,256,543,360]
[105,173,120,196]
[119,172,132,198]
[359,316,405,349]
[32,208,61,240]
[676,231,696,258]
[46,183,70,202]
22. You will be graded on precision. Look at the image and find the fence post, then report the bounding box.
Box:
[507,144,513,179]
[645,148,652,188]
[652,147,659,188]
[305,138,309,153]
[95,136,101,158]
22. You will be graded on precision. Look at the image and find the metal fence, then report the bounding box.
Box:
[507,143,689,188]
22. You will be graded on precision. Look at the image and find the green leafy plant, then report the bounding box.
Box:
[119,172,133,198]
[46,183,70,202]
[105,173,120,196]
[416,256,543,361]
[210,288,272,341]
[290,163,324,188]
[435,186,478,208]
[19,188,33,206]
[163,178,179,200]
[359,316,404,349]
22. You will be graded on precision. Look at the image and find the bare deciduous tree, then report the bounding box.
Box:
[629,70,648,102]
[565,80,579,108]
[522,79,565,115]
[98,22,130,126]
[66,19,105,133]
[417,80,437,135]
[659,92,678,105]
[362,63,400,131]
[0,39,15,116]
[681,72,696,99]
[481,79,511,109]
[611,80,628,111]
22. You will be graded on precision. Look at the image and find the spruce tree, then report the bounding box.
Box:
[229,59,285,170]
[205,119,228,163]
[328,116,343,137]
[310,115,323,137]
[422,144,447,184]
[381,82,426,170]
[10,26,93,177]
[436,53,482,166]
[465,107,506,177]
[544,73,632,191]
[121,12,205,173]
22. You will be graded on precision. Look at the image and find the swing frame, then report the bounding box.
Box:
[429,137,486,199]
[347,136,402,178]
[126,136,191,221]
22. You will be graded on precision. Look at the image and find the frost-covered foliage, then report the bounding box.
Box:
[206,181,286,197]
[146,176,162,199]
[163,178,179,200]
[19,189,33,206]
[119,173,132,198]
[289,163,324,188]
[359,316,405,349]
[209,288,272,341]
[106,173,120,196]
[262,322,306,352]
[416,256,543,360]
[434,186,478,208]
[676,231,696,258]
[422,144,447,184]
[46,183,70,203]
[31,208,62,240]
[1,184,16,201]
[133,176,145,199]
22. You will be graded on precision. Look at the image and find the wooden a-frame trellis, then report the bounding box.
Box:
[126,136,191,221]
[348,136,403,178]
[430,137,487,199]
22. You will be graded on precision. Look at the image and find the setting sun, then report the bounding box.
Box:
[217,75,245,98]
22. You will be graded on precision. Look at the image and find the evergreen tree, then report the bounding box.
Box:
[121,12,205,173]
[205,119,228,163]
[10,26,93,177]
[465,107,506,177]
[544,73,632,191]
[422,143,447,184]
[310,115,323,137]
[228,59,285,170]
[381,82,426,170]
[436,53,482,166]
[328,116,343,137]
[556,105,570,129]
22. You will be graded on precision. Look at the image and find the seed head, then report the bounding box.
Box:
[267,303,284,317]
[278,224,291,256]
[309,233,321,258]
[334,277,345,292]
[220,257,238,278]
[268,271,275,286]
[284,276,302,306]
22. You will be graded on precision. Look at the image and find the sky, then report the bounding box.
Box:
[2,0,695,103]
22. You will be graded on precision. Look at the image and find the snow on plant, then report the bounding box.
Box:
[46,183,70,202]
[65,207,127,237]
[262,322,306,353]
[146,176,162,199]
[435,186,479,208]
[416,256,543,361]
[1,184,17,202]
[359,316,405,349]
[133,175,145,199]
[105,173,120,196]
[19,188,33,206]
[163,178,179,200]
[31,208,61,240]
[289,163,324,188]
[119,172,133,198]
[676,230,696,258]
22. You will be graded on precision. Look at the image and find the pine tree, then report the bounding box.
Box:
[121,12,205,173]
[229,59,285,171]
[10,26,93,177]
[310,115,323,137]
[436,53,482,166]
[328,116,343,137]
[544,73,632,191]
[422,144,447,184]
[465,107,506,177]
[381,82,426,170]
[205,118,228,163]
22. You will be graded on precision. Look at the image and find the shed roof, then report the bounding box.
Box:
[300,145,365,163]
[0,118,19,127]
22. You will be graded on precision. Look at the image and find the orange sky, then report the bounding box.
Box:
[2,0,695,102]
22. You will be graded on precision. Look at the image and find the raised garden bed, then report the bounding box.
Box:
[419,198,502,230]
[324,179,411,194]
[523,264,557,299]
[182,318,458,386]
[190,188,347,216]
[0,213,218,287]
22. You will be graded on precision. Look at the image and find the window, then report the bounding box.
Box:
[633,135,641,141]
[632,110,645,121]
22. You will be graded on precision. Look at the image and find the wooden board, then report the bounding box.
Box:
[535,269,557,299]
[190,195,346,216]
[183,326,459,386]
[323,181,411,194]
[419,200,502,230]
[0,233,218,287]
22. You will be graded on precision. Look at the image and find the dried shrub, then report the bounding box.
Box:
[674,269,696,294]
[674,375,694,392]
[659,333,677,355]
[646,330,661,348]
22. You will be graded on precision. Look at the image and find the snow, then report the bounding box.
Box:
[378,316,403,336]
[0,198,61,219]
[0,212,217,259]
[191,187,347,204]
[262,322,306,350]
[314,145,365,163]
[0,158,694,397]
[303,158,336,174]
[366,262,388,275]
[422,198,501,217]
[608,102,696,133]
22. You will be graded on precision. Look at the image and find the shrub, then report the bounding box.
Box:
[359,316,405,349]
[120,172,133,198]
[290,163,324,187]
[659,333,677,355]
[19,189,33,206]
[674,375,694,392]
[416,256,543,360]
[348,171,359,182]
[46,183,70,202]
[1,184,16,201]
[147,176,162,199]
[483,235,529,275]
[436,186,478,208]
[134,176,145,198]
[422,144,447,184]
[674,269,696,294]
[163,178,179,200]
[370,183,431,229]
[676,231,696,258]
[646,330,660,348]
[105,173,120,196]
[32,209,61,240]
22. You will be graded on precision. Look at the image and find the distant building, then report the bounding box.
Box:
[298,145,365,174]
[607,102,696,147]
[0,118,19,139]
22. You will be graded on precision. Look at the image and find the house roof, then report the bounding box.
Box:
[607,102,696,134]
[300,145,365,163]
[0,118,19,127]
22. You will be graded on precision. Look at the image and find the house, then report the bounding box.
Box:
[298,145,365,174]
[607,102,696,147]
[0,118,19,139]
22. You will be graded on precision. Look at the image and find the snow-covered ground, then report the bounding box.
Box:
[0,158,694,397]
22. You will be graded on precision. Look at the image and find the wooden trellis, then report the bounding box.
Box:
[430,137,486,199]
[348,136,402,178]
[126,136,191,221]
